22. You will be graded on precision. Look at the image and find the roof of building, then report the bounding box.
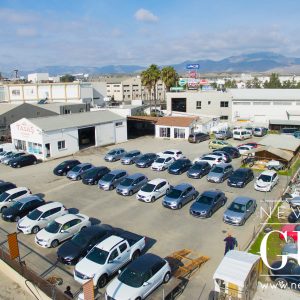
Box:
[0,103,21,115]
[127,116,159,122]
[213,250,260,288]
[259,134,300,152]
[28,110,124,131]
[156,116,198,127]
[286,110,300,116]
[230,89,300,101]
[269,119,300,126]
[31,103,85,114]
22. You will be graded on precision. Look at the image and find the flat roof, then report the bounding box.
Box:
[28,110,124,132]
[259,134,300,152]
[269,119,300,126]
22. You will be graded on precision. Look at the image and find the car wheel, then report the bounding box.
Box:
[32,226,40,234]
[240,219,245,226]
[94,180,98,185]
[132,250,140,261]
[97,274,108,288]
[109,185,114,190]
[77,175,81,180]
[274,278,288,289]
[287,236,295,243]
[163,272,171,284]
[129,190,133,196]
[151,196,155,202]
[178,203,182,209]
[0,206,7,213]
[165,188,169,194]
[14,216,20,222]
[33,161,37,165]
[63,172,67,176]
[17,164,21,168]
[207,211,212,218]
[80,226,87,231]
[51,239,59,248]
[135,298,142,300]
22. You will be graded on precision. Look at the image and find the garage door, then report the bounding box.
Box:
[96,123,115,146]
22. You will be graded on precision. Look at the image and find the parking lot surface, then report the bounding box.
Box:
[0,136,287,299]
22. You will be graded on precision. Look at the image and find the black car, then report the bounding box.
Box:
[288,210,300,223]
[0,182,17,195]
[53,160,81,176]
[82,167,111,185]
[10,154,37,168]
[135,153,157,168]
[190,190,227,218]
[168,159,192,175]
[269,261,300,289]
[215,147,240,159]
[227,168,254,188]
[2,195,45,222]
[187,162,211,179]
[57,224,115,265]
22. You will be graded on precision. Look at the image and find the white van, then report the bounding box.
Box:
[233,129,252,140]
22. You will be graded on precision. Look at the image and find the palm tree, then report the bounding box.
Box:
[141,69,153,113]
[161,66,178,108]
[148,64,161,113]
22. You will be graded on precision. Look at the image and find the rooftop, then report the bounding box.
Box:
[156,116,198,127]
[259,134,300,152]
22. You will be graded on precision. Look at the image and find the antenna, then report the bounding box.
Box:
[13,69,19,79]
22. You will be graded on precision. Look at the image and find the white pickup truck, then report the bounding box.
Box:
[74,232,146,288]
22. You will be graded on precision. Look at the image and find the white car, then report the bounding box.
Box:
[137,179,170,203]
[35,213,91,248]
[237,145,253,155]
[17,202,68,234]
[0,187,31,213]
[193,155,224,167]
[156,149,184,160]
[105,253,171,300]
[254,170,279,192]
[151,155,175,171]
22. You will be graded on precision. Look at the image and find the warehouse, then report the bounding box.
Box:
[10,111,127,160]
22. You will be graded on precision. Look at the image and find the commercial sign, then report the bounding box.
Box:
[170,87,184,92]
[187,78,200,90]
[186,64,200,70]
[178,78,188,86]
[189,70,197,78]
[16,121,35,137]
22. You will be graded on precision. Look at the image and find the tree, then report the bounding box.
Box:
[141,69,153,111]
[224,79,237,88]
[263,73,281,88]
[282,79,296,89]
[60,74,75,82]
[160,66,178,108]
[251,77,262,88]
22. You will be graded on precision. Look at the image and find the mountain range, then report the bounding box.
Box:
[4,52,300,76]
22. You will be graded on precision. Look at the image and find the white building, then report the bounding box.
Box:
[27,73,49,83]
[10,111,127,160]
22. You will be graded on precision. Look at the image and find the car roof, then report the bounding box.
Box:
[142,153,156,156]
[0,182,15,187]
[233,196,254,204]
[16,195,42,204]
[203,154,219,159]
[174,183,192,190]
[96,235,124,251]
[213,163,232,168]
[109,169,127,175]
[128,253,164,272]
[109,148,124,151]
[202,190,222,197]
[77,163,92,167]
[260,170,277,176]
[55,213,81,224]
[5,187,29,195]
[148,178,167,185]
[157,154,173,159]
[126,173,146,180]
[36,201,63,212]
[234,168,251,173]
[80,224,113,237]
[125,150,140,154]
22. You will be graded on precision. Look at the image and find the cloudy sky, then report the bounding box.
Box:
[1,0,300,71]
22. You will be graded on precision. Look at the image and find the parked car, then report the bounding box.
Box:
[253,127,268,137]
[10,154,37,168]
[57,224,115,265]
[215,130,233,140]
[190,190,227,218]
[233,129,252,140]
[2,152,25,165]
[237,145,254,155]
[104,148,126,162]
[74,232,146,287]
[35,213,91,248]
[116,173,148,196]
[66,163,94,181]
[137,179,170,203]
[162,183,198,209]
[121,150,142,165]
[281,128,298,135]
[254,170,279,192]
[82,167,110,185]
[288,197,300,209]
[223,196,257,226]
[188,132,210,143]
[156,149,184,160]
[187,161,211,179]
[208,140,231,150]
[135,153,157,168]
[227,168,254,188]
[281,243,299,263]
[0,182,17,196]
[212,151,232,163]
[207,163,234,183]
[53,160,81,176]
[287,210,300,223]
[0,187,31,213]
[216,146,240,158]
[105,253,171,300]
[266,160,284,171]
[98,169,128,191]
[240,142,259,148]
[168,158,192,175]
[17,202,68,234]
[269,261,300,288]
[0,151,14,163]
[2,195,45,222]
[279,224,300,243]
[151,155,175,171]
[194,154,224,167]
[293,131,300,139]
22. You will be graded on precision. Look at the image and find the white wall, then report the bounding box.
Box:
[115,121,127,143]
[155,125,190,139]
[28,73,49,83]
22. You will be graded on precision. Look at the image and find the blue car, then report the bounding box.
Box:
[135,153,157,168]
[66,163,94,180]
[116,173,148,196]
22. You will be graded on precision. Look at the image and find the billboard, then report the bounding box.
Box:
[187,79,200,90]
[186,64,200,70]
[178,78,188,86]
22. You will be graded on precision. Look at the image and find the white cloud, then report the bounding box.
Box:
[134,8,158,22]
[0,8,38,24]
[16,27,38,37]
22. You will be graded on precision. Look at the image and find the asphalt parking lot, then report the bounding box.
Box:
[0,136,287,300]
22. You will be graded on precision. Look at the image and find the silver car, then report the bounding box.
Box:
[215,130,233,140]
[66,163,94,180]
[2,152,25,165]
[207,163,234,183]
[104,148,126,162]
[223,196,257,226]
[0,151,15,163]
[116,173,148,196]
[121,150,141,165]
[98,169,128,191]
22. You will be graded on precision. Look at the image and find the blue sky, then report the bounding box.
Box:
[1,0,300,70]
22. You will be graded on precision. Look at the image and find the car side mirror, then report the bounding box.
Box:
[61,229,67,233]
[118,270,121,274]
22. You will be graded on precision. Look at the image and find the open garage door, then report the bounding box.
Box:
[96,123,115,146]
[78,127,95,149]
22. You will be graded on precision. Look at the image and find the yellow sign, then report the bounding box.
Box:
[7,232,20,260]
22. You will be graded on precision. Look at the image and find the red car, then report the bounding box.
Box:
[239,142,259,148]
[279,224,300,242]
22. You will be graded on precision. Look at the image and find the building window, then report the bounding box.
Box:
[220,116,229,120]
[220,101,229,107]
[115,122,123,127]
[159,127,170,138]
[64,109,71,114]
[174,128,186,139]
[11,89,20,96]
[208,101,211,105]
[58,140,66,150]
[196,101,202,109]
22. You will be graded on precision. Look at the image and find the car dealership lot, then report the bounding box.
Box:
[0,136,286,299]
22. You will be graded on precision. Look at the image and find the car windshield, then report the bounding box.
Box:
[232,170,246,178]
[71,232,90,247]
[120,178,134,187]
[126,152,137,158]
[84,168,99,176]
[86,248,109,265]
[167,189,182,199]
[45,221,61,234]
[254,128,260,132]
[197,195,214,205]
[140,183,155,192]
[203,157,214,161]
[0,192,9,202]
[11,201,23,210]
[211,166,224,173]
[155,158,165,163]
[101,173,114,182]
[228,202,246,213]
[164,151,174,155]
[72,166,81,172]
[107,150,116,155]
[118,268,146,288]
[58,161,68,167]
[258,175,271,182]
[27,209,43,220]
[191,164,203,171]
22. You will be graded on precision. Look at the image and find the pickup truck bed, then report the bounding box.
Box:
[115,230,145,247]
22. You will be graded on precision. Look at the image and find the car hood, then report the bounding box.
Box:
[2,206,18,216]
[255,179,271,188]
[164,196,179,203]
[106,278,138,300]
[36,228,56,240]
[116,183,131,190]
[188,168,202,175]
[83,174,95,181]
[18,216,33,227]
[224,209,244,219]
[169,165,182,171]
[57,240,82,260]
[207,172,223,179]
[190,202,212,212]
[229,176,245,183]
[136,158,148,164]
[152,162,164,167]
[290,197,300,205]
[75,257,104,278]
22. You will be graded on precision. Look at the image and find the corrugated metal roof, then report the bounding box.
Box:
[269,119,300,126]
[259,134,300,152]
[28,110,124,132]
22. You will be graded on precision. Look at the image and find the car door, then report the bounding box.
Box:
[59,220,73,241]
[214,194,222,211]
[69,218,83,236]
[158,181,168,198]
[118,242,131,266]
[185,187,194,204]
[141,270,153,298]
[107,247,122,274]
[39,208,54,227]
[245,200,253,219]
[47,207,63,223]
